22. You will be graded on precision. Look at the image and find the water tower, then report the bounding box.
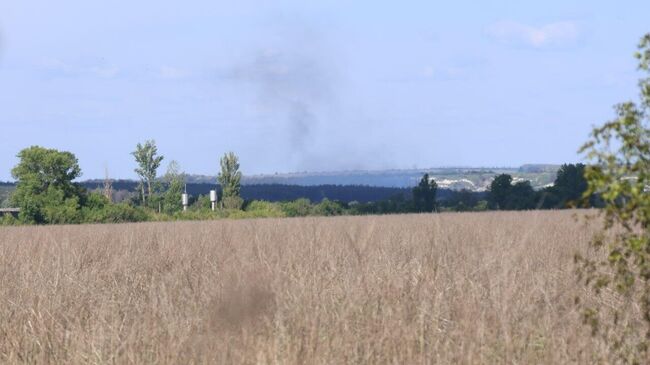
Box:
[210,190,217,211]
[182,185,189,212]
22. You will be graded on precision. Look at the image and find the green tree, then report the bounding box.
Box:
[132,140,164,205]
[10,146,85,224]
[413,173,438,212]
[576,33,650,363]
[540,163,589,209]
[162,160,185,214]
[218,152,243,209]
[504,181,536,210]
[554,163,588,203]
[488,174,513,210]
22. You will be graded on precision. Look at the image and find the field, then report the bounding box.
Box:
[0,211,616,363]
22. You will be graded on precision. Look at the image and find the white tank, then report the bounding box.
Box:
[181,193,189,206]
[210,190,217,202]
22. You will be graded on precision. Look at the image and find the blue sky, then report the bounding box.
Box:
[0,1,648,180]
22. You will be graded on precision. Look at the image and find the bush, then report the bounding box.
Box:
[280,198,313,217]
[169,209,226,221]
[241,200,286,218]
[313,198,345,216]
[222,196,244,210]
[82,203,150,224]
[190,194,211,211]
[0,214,17,226]
[474,200,489,211]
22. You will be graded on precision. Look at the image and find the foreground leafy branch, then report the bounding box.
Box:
[577,33,650,364]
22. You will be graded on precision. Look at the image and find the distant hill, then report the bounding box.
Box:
[183,165,559,191]
[518,164,562,173]
[0,165,560,206]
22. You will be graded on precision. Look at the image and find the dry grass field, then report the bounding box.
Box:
[0,210,616,364]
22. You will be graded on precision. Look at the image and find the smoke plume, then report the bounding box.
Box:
[226,28,336,163]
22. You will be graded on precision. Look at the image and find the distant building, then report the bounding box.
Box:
[0,208,20,218]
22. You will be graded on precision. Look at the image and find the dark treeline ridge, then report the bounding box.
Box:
[78,181,463,204]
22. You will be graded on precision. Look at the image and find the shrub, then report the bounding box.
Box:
[82,203,150,224]
[0,214,17,226]
[313,198,344,216]
[241,200,286,218]
[222,196,244,210]
[280,198,313,217]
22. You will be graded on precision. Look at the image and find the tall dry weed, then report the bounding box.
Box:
[0,211,614,364]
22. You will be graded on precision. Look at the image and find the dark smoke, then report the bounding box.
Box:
[225,30,335,159]
[288,101,314,150]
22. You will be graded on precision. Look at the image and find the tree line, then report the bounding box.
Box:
[352,163,593,214]
[0,137,593,225]
[1,141,249,224]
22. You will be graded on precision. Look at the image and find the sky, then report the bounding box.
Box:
[0,1,649,180]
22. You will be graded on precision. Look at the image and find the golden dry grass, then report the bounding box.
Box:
[0,210,613,364]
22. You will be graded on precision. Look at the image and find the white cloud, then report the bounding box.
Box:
[487,21,579,48]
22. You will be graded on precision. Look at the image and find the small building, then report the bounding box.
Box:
[0,208,20,218]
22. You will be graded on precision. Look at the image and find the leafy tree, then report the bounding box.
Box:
[576,33,650,363]
[10,146,85,224]
[413,173,438,212]
[555,163,588,203]
[488,174,513,210]
[218,152,242,208]
[162,160,185,214]
[132,140,164,205]
[504,181,536,210]
[540,163,589,209]
[488,174,538,210]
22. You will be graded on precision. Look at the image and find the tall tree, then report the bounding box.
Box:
[131,140,164,205]
[103,166,113,203]
[218,152,242,205]
[488,174,513,210]
[162,160,185,214]
[413,173,438,212]
[540,163,589,209]
[11,146,85,224]
[555,163,587,202]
